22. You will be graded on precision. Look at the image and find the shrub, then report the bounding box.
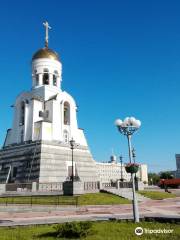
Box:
[54,221,93,238]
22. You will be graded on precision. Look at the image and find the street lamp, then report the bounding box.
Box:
[119,155,123,182]
[132,148,136,163]
[115,116,141,223]
[132,147,138,184]
[70,138,75,195]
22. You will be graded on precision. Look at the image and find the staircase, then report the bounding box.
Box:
[103,188,150,202]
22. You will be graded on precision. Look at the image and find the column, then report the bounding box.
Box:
[39,74,43,86]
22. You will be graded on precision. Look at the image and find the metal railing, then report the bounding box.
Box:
[0,195,78,206]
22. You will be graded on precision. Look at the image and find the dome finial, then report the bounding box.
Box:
[43,21,51,48]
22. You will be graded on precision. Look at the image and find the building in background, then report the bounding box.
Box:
[96,155,148,183]
[175,154,180,178]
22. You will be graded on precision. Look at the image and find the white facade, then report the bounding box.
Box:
[96,161,148,183]
[4,54,87,147]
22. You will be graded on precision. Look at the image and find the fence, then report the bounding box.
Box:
[0,195,78,206]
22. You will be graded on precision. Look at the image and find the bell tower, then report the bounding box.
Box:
[31,21,62,99]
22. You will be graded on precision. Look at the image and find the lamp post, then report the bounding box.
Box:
[119,155,123,182]
[115,117,141,223]
[132,148,137,182]
[70,138,75,195]
[132,148,136,163]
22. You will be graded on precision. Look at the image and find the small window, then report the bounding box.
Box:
[43,73,49,85]
[20,102,25,125]
[64,102,70,125]
[53,70,58,86]
[53,74,57,86]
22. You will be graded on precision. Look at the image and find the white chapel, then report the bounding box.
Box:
[5,22,87,147]
[0,22,98,184]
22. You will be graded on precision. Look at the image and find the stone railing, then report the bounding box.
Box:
[37,182,63,192]
[84,181,99,192]
[102,182,116,188]
[101,181,133,189]
[119,181,132,188]
[0,181,100,194]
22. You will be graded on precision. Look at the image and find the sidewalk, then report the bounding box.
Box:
[0,197,179,227]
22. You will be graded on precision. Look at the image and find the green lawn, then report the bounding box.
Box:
[138,191,176,200]
[77,192,130,205]
[0,221,179,240]
[0,192,130,205]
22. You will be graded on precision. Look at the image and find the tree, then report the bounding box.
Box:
[148,173,160,185]
[159,171,174,179]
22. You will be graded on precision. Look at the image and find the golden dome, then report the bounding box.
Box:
[32,47,60,61]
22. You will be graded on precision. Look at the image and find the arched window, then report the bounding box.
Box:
[53,70,58,86]
[64,102,70,125]
[43,68,49,85]
[34,69,39,86]
[63,130,69,143]
[20,102,25,125]
[53,75,57,86]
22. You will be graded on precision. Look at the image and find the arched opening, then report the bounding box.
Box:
[43,68,49,85]
[64,102,70,125]
[34,69,39,86]
[63,130,69,143]
[53,70,58,86]
[20,102,25,125]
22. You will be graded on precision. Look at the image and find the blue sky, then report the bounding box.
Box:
[0,0,180,173]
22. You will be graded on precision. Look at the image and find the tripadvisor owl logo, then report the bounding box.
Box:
[135,227,143,236]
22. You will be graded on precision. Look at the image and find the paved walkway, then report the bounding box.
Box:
[103,188,150,201]
[0,197,179,226]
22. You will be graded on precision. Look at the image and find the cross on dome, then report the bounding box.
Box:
[32,21,60,61]
[43,21,51,48]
